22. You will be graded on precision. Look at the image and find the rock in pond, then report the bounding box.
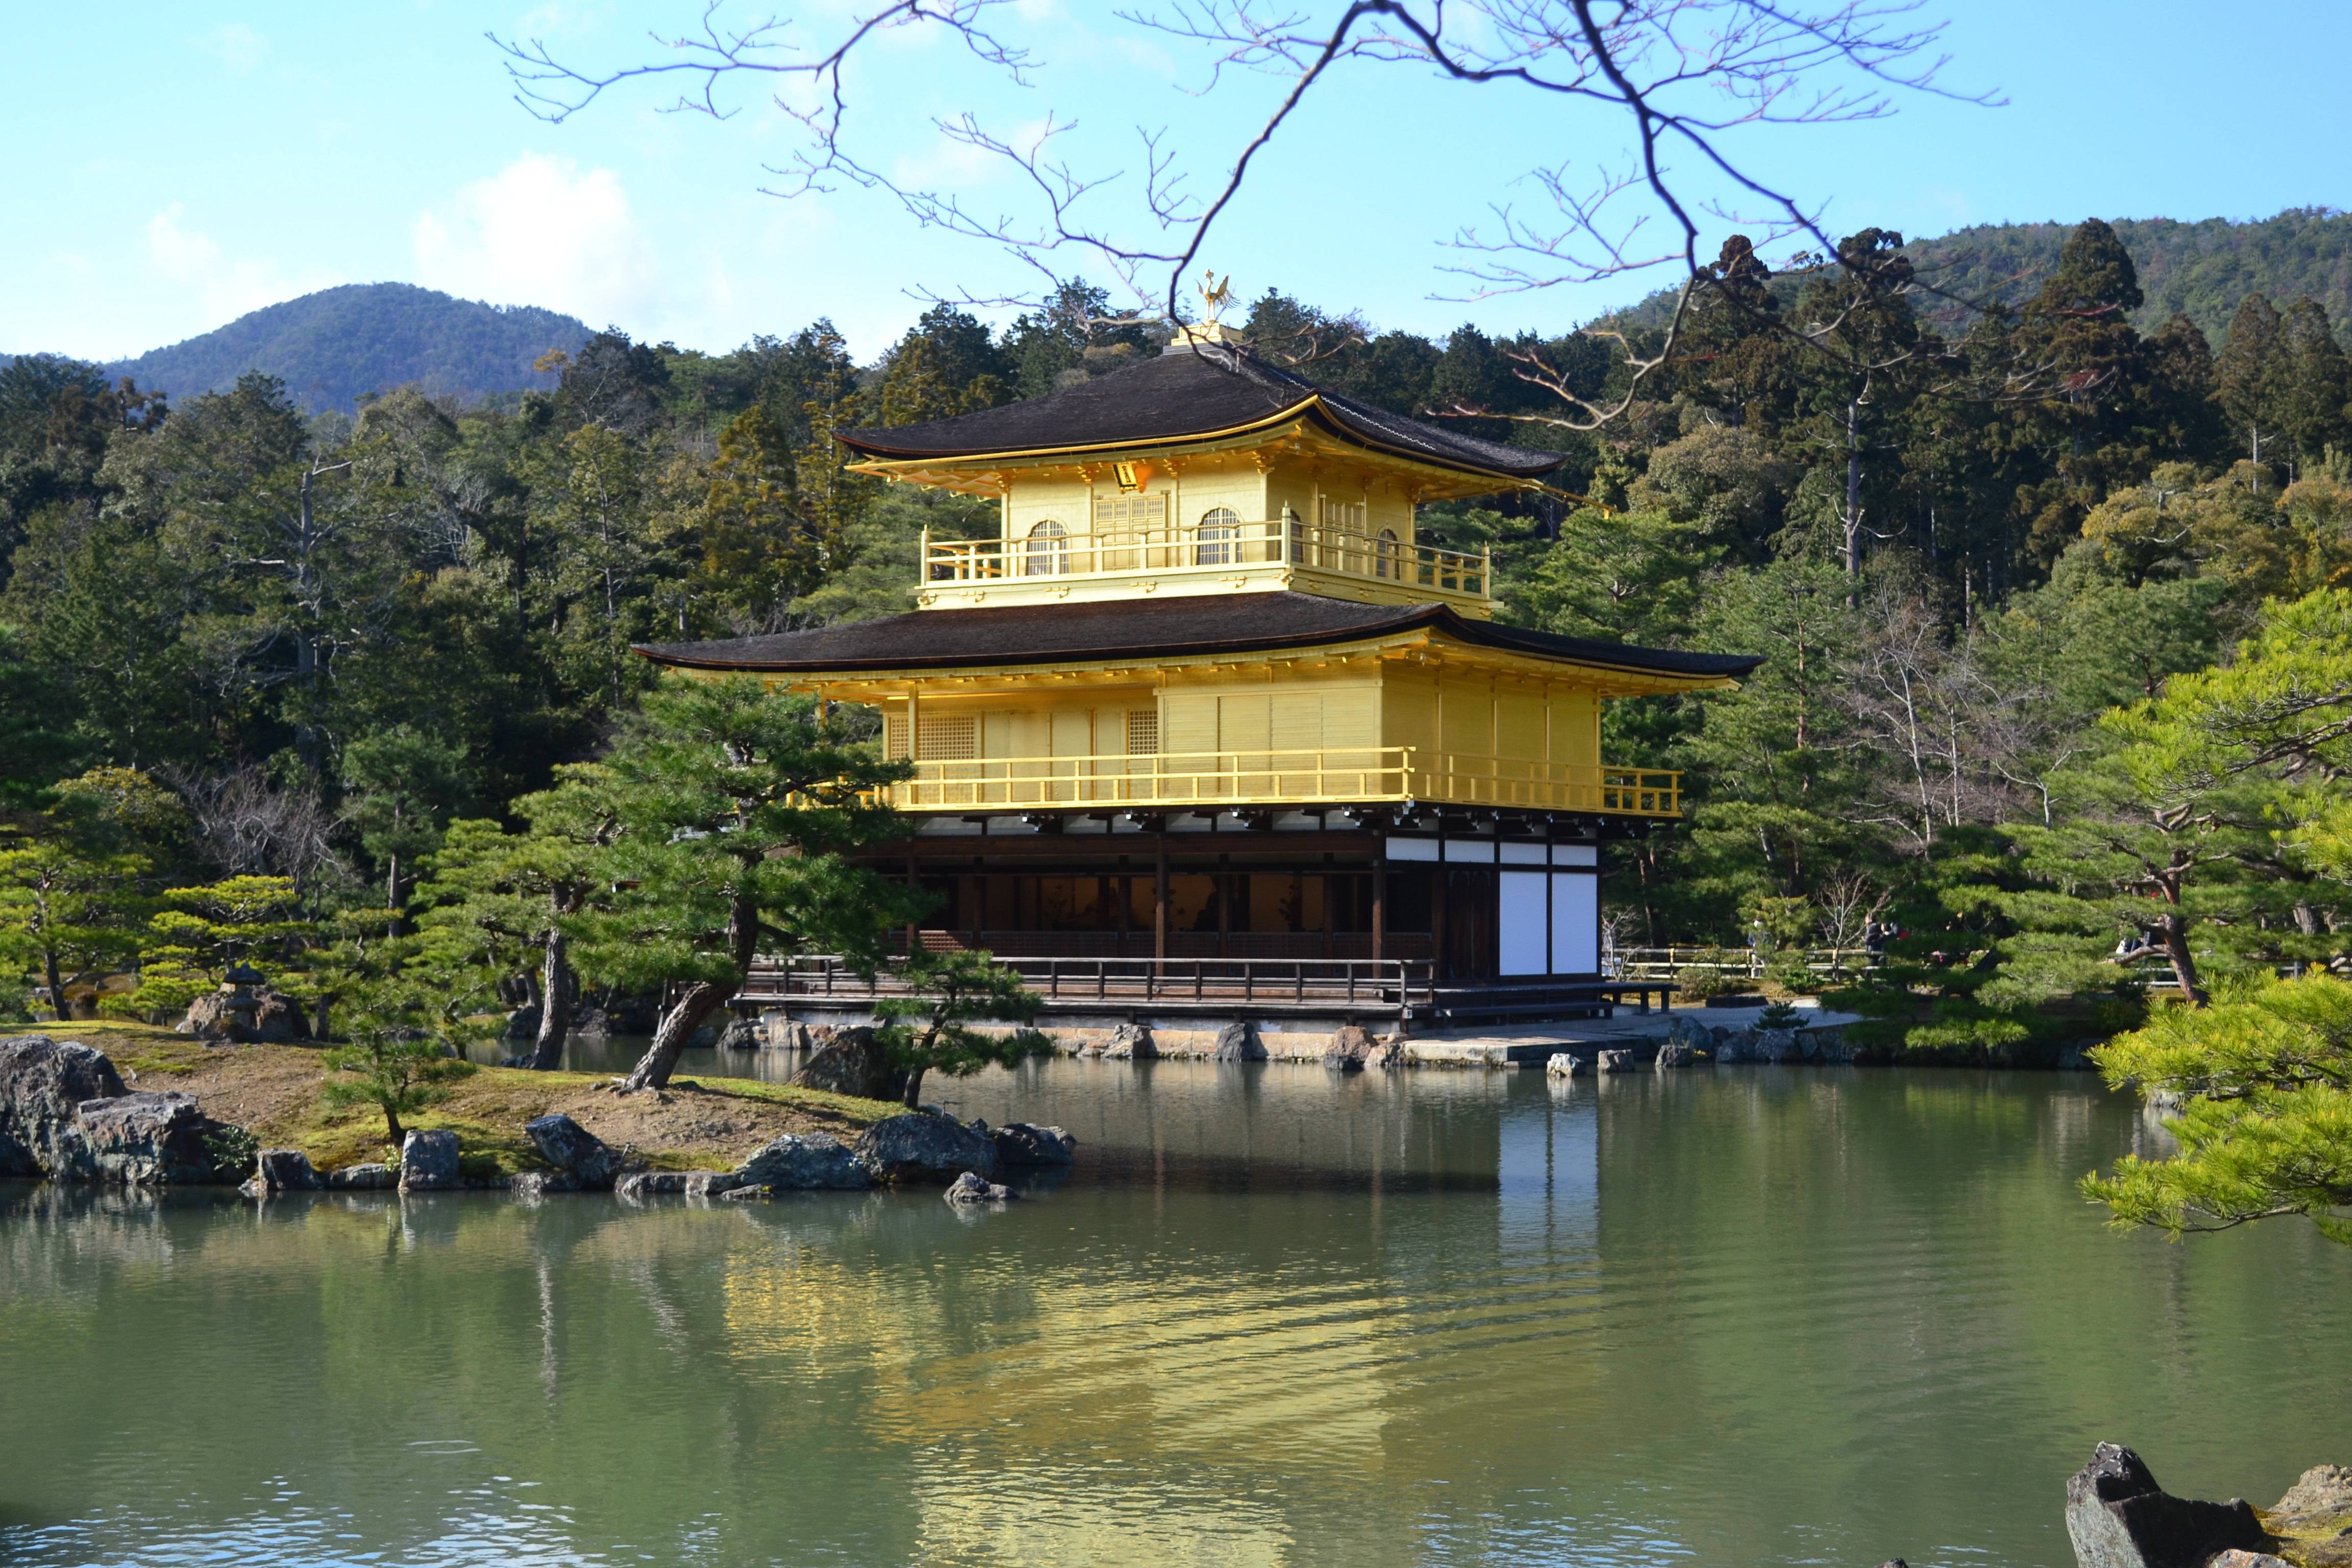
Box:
[1322,1023,1376,1071]
[1210,1020,1266,1063]
[1099,1021,1157,1060]
[329,1162,395,1190]
[524,1113,621,1188]
[614,1170,698,1200]
[1595,1048,1636,1073]
[713,1016,764,1052]
[1545,1052,1586,1079]
[2204,1553,2293,1567]
[3,1037,250,1185]
[75,1092,248,1185]
[1656,1015,1712,1067]
[790,1026,908,1102]
[398,1129,462,1193]
[853,1113,997,1184]
[508,1169,577,1199]
[0,1034,127,1177]
[738,1131,872,1190]
[990,1122,1075,1168]
[943,1170,1014,1205]
[241,1147,321,1196]
[1365,1033,1405,1070]
[2063,1441,2267,1568]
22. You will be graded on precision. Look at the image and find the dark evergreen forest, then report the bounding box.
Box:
[12,218,2352,1060]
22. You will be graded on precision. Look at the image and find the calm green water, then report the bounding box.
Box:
[3,1062,2347,1568]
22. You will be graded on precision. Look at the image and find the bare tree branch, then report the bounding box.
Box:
[489,1,1994,429]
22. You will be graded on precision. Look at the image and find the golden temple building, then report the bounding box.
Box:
[640,327,1757,1027]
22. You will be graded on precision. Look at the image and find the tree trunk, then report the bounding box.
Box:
[529,926,572,1071]
[1842,393,1864,583]
[384,1106,405,1146]
[619,980,729,1091]
[42,947,64,1023]
[2157,912,2206,1006]
[621,888,758,1091]
[901,1065,927,1110]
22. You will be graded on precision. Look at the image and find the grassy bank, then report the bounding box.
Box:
[31,1024,900,1178]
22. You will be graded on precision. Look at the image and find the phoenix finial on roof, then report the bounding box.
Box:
[1198,270,1234,327]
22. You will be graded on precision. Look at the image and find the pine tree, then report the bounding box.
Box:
[572,676,917,1093]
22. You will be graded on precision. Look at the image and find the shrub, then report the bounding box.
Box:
[320,1016,475,1147]
[1675,965,1735,1001]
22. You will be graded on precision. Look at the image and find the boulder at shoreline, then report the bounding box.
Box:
[2064,1442,2267,1568]
[854,1114,997,1184]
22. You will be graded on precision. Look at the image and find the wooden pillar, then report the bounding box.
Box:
[904,845,920,957]
[1371,864,1386,963]
[1154,839,1169,973]
[967,867,982,952]
[1319,868,1333,959]
[1116,872,1130,959]
[1432,867,1450,983]
[1217,852,1231,959]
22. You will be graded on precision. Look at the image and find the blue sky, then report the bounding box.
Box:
[6,2,2349,363]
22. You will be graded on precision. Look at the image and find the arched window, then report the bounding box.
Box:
[1023,519,1068,576]
[1375,527,1400,579]
[1195,506,1240,566]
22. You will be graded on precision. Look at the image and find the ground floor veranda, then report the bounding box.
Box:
[743,805,1669,1027]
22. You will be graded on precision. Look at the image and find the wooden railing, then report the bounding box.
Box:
[743,953,1437,1010]
[1609,946,1877,981]
[921,518,1491,601]
[872,747,1682,817]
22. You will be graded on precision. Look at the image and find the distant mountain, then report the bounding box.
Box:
[1603,209,2352,346]
[104,283,593,413]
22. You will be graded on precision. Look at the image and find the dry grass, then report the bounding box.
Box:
[22,1028,898,1178]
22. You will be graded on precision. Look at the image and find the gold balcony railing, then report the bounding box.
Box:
[870,747,1680,816]
[920,517,1491,601]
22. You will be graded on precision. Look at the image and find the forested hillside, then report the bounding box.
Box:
[1610,208,2352,346]
[101,283,590,413]
[1907,210,2352,341]
[10,224,2352,1066]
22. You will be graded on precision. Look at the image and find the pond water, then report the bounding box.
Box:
[4,1059,2347,1568]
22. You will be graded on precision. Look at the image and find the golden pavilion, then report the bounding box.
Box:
[639,325,1757,1026]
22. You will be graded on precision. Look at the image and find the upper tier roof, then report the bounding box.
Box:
[837,343,1564,483]
[637,593,1759,682]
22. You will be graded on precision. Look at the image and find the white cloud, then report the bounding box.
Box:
[144,203,341,330]
[413,153,660,328]
[203,23,265,73]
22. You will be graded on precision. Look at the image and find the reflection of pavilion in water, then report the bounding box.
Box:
[712,1066,1609,1567]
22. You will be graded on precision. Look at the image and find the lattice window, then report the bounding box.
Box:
[918,714,976,760]
[1319,497,1367,533]
[1196,505,1241,566]
[1125,708,1159,755]
[1024,519,1068,576]
[1094,495,1166,531]
[885,714,909,758]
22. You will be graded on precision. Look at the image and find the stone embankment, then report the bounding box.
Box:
[1,1033,1070,1206]
[763,1009,1892,1074]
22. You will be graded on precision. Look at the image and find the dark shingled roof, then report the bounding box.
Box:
[838,344,1564,481]
[637,593,1760,680]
